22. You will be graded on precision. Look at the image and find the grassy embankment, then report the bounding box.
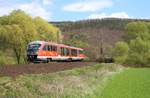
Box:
[0,63,123,98]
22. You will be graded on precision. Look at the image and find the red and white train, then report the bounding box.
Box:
[27,41,86,63]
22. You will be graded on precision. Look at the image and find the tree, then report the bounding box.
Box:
[0,10,62,64]
[124,21,150,66]
[0,24,25,64]
[125,21,149,41]
[0,16,10,25]
[112,41,129,64]
[0,25,10,49]
[127,37,150,66]
[34,17,62,43]
[64,33,89,48]
[9,10,38,44]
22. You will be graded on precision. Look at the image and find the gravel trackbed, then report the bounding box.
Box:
[0,62,96,77]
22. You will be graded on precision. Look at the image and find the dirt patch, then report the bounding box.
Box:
[0,62,96,77]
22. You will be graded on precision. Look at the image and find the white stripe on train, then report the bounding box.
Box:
[37,56,84,60]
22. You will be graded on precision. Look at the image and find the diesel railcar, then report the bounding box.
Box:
[27,41,86,63]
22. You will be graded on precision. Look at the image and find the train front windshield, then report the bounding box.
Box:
[27,44,41,55]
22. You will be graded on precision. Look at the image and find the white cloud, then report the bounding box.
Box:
[88,12,130,19]
[0,7,13,16]
[0,1,52,20]
[18,2,51,20]
[43,0,52,5]
[63,0,113,12]
[0,0,14,16]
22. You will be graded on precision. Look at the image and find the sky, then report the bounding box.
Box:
[0,0,149,21]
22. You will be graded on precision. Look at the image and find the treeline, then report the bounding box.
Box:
[0,10,62,64]
[52,18,150,32]
[113,22,150,66]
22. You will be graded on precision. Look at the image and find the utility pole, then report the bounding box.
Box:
[99,28,104,62]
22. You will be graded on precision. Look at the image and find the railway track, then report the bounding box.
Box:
[0,62,96,77]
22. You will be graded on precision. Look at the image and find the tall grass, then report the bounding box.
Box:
[0,63,123,98]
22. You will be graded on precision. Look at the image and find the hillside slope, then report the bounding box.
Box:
[51,18,150,60]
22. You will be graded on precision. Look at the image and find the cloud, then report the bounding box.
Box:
[18,2,51,20]
[63,0,113,12]
[0,0,14,16]
[43,0,52,5]
[88,12,130,19]
[0,0,52,20]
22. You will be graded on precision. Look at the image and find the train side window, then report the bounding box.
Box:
[51,46,57,51]
[50,46,53,51]
[54,46,57,51]
[79,50,83,54]
[61,47,64,56]
[64,48,69,56]
[66,48,70,56]
[48,45,51,51]
[43,45,48,51]
[71,49,77,56]
[60,47,69,56]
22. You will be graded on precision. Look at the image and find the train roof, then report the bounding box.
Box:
[59,44,83,50]
[29,41,46,45]
[29,41,83,50]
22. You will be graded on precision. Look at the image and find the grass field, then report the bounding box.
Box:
[101,68,150,98]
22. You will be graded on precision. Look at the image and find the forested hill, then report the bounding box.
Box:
[51,18,150,61]
[51,18,150,32]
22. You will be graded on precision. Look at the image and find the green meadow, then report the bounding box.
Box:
[101,68,150,98]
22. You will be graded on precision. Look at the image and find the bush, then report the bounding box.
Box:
[112,42,129,64]
[127,38,150,66]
